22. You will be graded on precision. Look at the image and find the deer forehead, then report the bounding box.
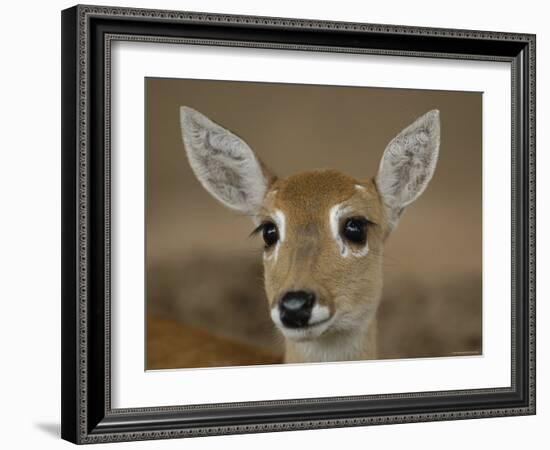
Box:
[261,170,384,229]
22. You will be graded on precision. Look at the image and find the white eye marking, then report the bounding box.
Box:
[354,184,366,191]
[274,209,285,244]
[264,209,285,263]
[353,237,370,257]
[329,203,351,257]
[329,203,369,258]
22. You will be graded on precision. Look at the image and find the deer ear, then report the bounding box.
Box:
[375,110,440,230]
[180,107,274,215]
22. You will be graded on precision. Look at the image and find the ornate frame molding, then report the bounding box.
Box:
[61,4,536,444]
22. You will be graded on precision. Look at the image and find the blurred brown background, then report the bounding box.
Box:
[145,78,482,369]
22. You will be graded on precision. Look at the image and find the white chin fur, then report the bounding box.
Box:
[270,306,334,342]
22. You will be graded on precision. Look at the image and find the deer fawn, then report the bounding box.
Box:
[180,106,440,363]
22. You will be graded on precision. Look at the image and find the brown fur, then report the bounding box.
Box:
[180,107,440,364]
[259,170,389,362]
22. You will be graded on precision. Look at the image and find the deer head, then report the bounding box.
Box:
[180,106,440,362]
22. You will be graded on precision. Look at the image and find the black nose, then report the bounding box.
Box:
[279,291,316,328]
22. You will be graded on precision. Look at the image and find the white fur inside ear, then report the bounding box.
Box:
[376,110,440,229]
[180,106,268,214]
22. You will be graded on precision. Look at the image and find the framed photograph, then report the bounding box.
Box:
[61,4,536,444]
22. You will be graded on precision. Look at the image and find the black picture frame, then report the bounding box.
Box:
[61,4,536,444]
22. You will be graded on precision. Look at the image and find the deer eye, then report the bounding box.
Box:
[341,217,368,245]
[261,221,279,248]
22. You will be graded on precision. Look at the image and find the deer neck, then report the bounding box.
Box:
[283,316,378,364]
